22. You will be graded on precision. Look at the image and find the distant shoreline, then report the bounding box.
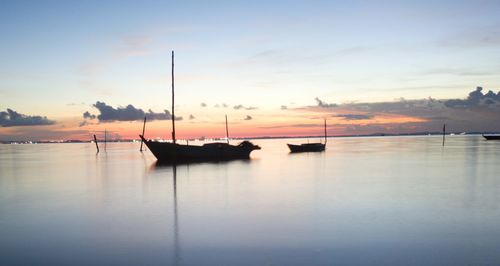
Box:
[1,132,498,144]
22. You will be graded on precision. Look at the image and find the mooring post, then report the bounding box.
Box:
[93,134,100,153]
[140,116,147,152]
[442,124,446,146]
[104,128,107,152]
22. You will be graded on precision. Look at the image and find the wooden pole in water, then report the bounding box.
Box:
[171,51,176,144]
[225,114,229,144]
[93,134,99,153]
[442,124,446,146]
[324,118,327,144]
[140,116,146,152]
[104,128,107,152]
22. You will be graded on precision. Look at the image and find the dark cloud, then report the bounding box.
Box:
[233,105,258,110]
[0,109,55,127]
[189,114,195,120]
[84,101,182,122]
[83,111,96,119]
[315,97,337,108]
[444,87,500,108]
[244,115,252,120]
[281,105,288,110]
[201,102,207,107]
[334,114,374,120]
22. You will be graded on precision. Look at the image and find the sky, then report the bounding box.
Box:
[1,0,500,141]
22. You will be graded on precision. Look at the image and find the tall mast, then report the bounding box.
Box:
[171,51,176,144]
[324,118,327,144]
[225,114,229,144]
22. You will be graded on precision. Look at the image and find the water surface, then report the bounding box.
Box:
[1,136,500,265]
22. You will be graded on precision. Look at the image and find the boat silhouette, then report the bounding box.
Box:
[482,134,500,140]
[287,119,327,153]
[140,51,260,163]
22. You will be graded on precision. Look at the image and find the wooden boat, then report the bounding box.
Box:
[483,134,500,140]
[287,119,327,153]
[140,51,260,163]
[140,136,260,162]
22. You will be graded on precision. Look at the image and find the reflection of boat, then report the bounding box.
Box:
[483,134,500,140]
[140,51,260,163]
[287,119,327,153]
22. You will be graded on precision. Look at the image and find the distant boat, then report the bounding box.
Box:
[287,119,327,153]
[483,134,500,140]
[140,51,260,163]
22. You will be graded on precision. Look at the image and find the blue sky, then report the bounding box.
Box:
[1,0,500,140]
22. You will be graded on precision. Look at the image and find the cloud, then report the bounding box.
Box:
[294,86,500,134]
[200,102,207,107]
[315,97,337,108]
[0,109,55,127]
[189,114,195,120]
[84,101,182,122]
[440,23,500,49]
[79,35,154,75]
[233,104,258,110]
[214,104,220,108]
[281,105,288,110]
[244,115,253,120]
[444,87,500,108]
[79,120,89,127]
[67,102,86,106]
[334,114,374,120]
[83,111,96,119]
[222,103,228,108]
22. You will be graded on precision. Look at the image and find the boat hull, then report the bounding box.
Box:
[140,135,260,163]
[287,143,325,153]
[483,135,500,140]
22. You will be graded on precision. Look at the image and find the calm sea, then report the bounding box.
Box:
[1,135,499,265]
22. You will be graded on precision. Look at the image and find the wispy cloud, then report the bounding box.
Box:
[233,104,258,110]
[439,23,500,49]
[79,35,155,75]
[334,114,374,120]
[315,97,337,108]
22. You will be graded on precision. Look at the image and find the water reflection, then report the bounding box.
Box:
[2,136,500,265]
[172,164,180,266]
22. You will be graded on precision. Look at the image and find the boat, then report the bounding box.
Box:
[140,51,260,163]
[483,134,500,140]
[287,119,327,153]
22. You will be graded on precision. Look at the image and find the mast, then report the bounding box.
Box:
[324,118,327,144]
[171,51,176,144]
[225,114,229,144]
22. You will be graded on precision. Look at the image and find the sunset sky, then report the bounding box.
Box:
[1,0,500,141]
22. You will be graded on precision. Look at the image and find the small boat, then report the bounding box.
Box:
[483,134,500,140]
[141,51,260,163]
[287,119,327,153]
